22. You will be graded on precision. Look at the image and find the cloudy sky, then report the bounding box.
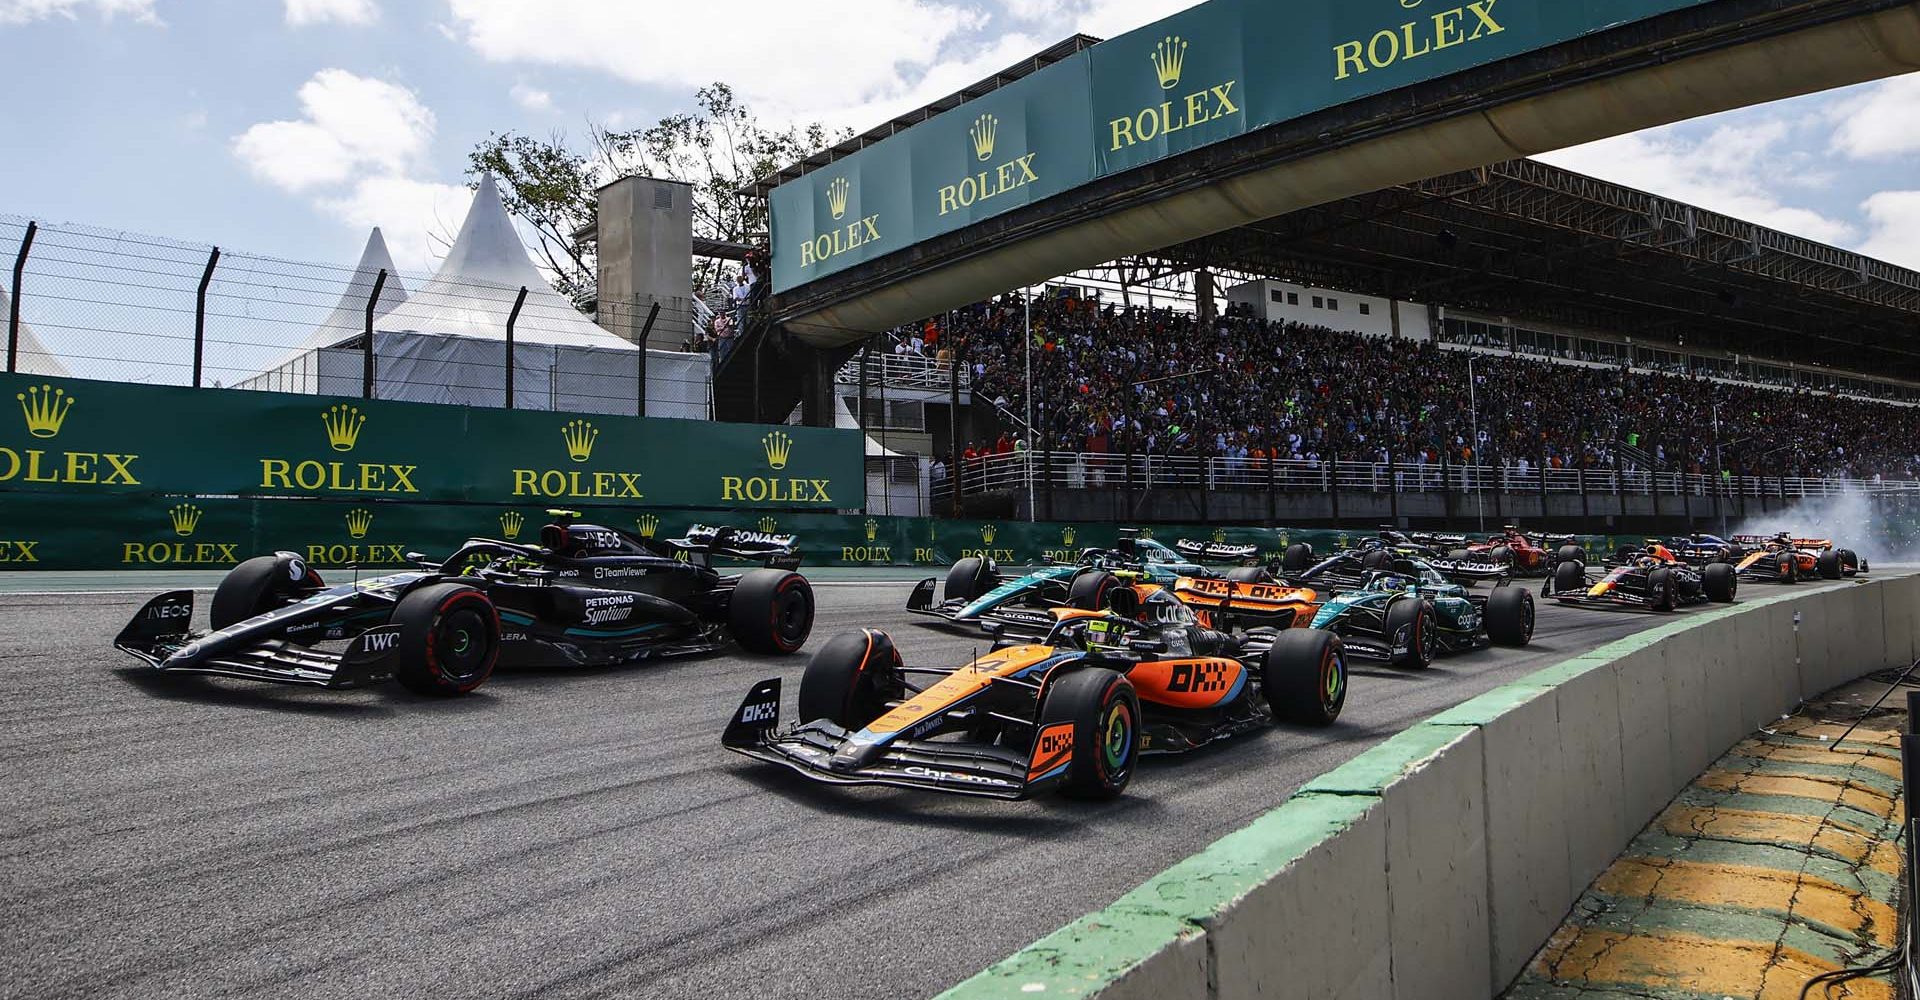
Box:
[0,0,1915,274]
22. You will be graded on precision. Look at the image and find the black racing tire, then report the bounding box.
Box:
[1840,549,1861,575]
[1485,587,1535,647]
[1703,562,1737,603]
[944,557,996,603]
[1361,549,1394,572]
[1281,543,1314,574]
[392,583,499,696]
[1556,544,1585,565]
[1225,567,1268,584]
[1487,545,1513,568]
[1552,559,1586,596]
[1816,549,1842,581]
[1386,598,1434,669]
[1647,568,1677,612]
[729,569,815,654]
[1038,668,1139,800]
[1447,548,1472,562]
[797,628,904,730]
[210,554,314,631]
[1068,570,1120,611]
[1262,629,1347,726]
[1777,552,1798,584]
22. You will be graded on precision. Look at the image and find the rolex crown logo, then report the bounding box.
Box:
[1062,527,1076,547]
[826,177,851,221]
[763,430,793,470]
[1139,527,1154,539]
[1213,528,1227,544]
[562,419,599,463]
[1152,35,1188,90]
[981,524,997,545]
[759,516,778,534]
[321,404,366,453]
[346,508,374,540]
[169,503,203,538]
[499,511,524,541]
[635,514,660,538]
[970,114,999,162]
[865,518,879,542]
[17,384,74,439]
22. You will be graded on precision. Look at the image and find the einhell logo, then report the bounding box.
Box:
[513,419,645,500]
[305,508,407,567]
[259,404,418,495]
[635,513,660,538]
[2,383,141,487]
[938,112,1039,218]
[1334,0,1506,81]
[499,510,524,541]
[799,176,881,270]
[123,502,240,565]
[1108,35,1239,152]
[722,429,832,504]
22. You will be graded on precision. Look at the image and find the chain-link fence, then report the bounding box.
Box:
[0,215,715,418]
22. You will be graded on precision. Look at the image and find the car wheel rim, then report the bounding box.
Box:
[436,606,492,681]
[1101,701,1134,781]
[1321,649,1345,712]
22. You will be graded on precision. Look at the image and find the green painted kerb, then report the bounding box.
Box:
[937,579,1884,1000]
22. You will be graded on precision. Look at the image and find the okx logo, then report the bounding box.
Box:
[123,501,239,566]
[512,418,645,501]
[259,403,420,496]
[2,382,141,487]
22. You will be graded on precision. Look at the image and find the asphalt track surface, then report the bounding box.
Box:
[0,576,1861,1000]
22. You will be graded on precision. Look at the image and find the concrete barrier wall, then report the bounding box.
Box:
[940,574,1920,1000]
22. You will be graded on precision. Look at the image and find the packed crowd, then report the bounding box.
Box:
[919,294,1920,482]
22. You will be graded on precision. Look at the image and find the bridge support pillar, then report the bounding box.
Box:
[798,346,838,428]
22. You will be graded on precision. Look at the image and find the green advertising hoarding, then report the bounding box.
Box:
[0,374,864,509]
[771,0,1714,292]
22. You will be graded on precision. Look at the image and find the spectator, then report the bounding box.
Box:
[732,273,751,335]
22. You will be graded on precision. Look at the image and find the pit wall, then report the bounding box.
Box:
[939,573,1920,1000]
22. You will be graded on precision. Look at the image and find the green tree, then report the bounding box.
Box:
[469,83,847,312]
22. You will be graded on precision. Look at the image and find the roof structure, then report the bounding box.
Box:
[0,287,69,377]
[377,174,633,349]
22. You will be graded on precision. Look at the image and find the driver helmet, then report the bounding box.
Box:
[1375,574,1412,594]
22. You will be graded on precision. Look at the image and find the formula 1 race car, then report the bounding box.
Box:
[1668,533,1742,566]
[114,512,815,695]
[722,613,1349,800]
[1287,547,1509,593]
[1448,527,1565,577]
[1729,532,1868,583]
[907,532,1231,627]
[978,572,1323,644]
[1306,562,1535,668]
[1544,542,1736,612]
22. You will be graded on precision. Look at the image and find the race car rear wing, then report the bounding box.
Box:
[668,524,802,569]
[1172,538,1261,563]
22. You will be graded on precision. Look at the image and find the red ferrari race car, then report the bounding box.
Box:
[1447,526,1578,577]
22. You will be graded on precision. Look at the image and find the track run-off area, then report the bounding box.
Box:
[0,575,1870,1000]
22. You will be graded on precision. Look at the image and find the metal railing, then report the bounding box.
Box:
[837,351,968,392]
[932,451,1920,504]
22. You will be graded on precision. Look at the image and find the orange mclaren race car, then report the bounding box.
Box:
[1729,531,1868,583]
[722,614,1347,800]
[973,568,1322,643]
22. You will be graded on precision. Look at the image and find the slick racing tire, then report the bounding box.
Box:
[1263,629,1347,726]
[1485,587,1535,647]
[944,557,997,604]
[1703,562,1738,604]
[1281,543,1314,574]
[1816,549,1843,581]
[730,570,815,655]
[1840,549,1861,575]
[797,629,904,730]
[1361,549,1394,572]
[1647,568,1677,612]
[1386,598,1435,669]
[1777,552,1798,584]
[1556,544,1585,565]
[210,554,319,631]
[1225,567,1269,584]
[1039,668,1139,800]
[392,583,499,696]
[1068,570,1120,612]
[1552,559,1586,597]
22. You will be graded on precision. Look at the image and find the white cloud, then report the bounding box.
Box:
[1829,72,1920,160]
[510,82,552,112]
[1536,119,1858,247]
[446,0,986,117]
[1001,0,1192,38]
[232,69,434,192]
[321,176,473,271]
[1859,190,1920,270]
[0,0,157,25]
[284,0,378,27]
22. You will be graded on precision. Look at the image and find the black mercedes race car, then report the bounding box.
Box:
[1285,548,1508,594]
[114,512,815,696]
[1543,544,1735,612]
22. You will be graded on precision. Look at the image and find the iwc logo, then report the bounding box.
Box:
[123,502,239,565]
[259,403,419,495]
[1108,35,1239,152]
[512,418,645,500]
[3,383,141,486]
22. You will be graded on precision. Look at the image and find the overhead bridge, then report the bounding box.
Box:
[769,0,1920,349]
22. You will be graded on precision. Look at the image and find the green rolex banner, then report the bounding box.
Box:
[0,374,864,510]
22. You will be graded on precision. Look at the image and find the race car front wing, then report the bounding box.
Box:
[114,590,404,688]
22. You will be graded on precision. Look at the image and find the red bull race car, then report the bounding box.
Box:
[1543,541,1736,612]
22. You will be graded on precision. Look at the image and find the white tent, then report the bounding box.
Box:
[243,174,709,418]
[0,288,69,377]
[242,228,407,394]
